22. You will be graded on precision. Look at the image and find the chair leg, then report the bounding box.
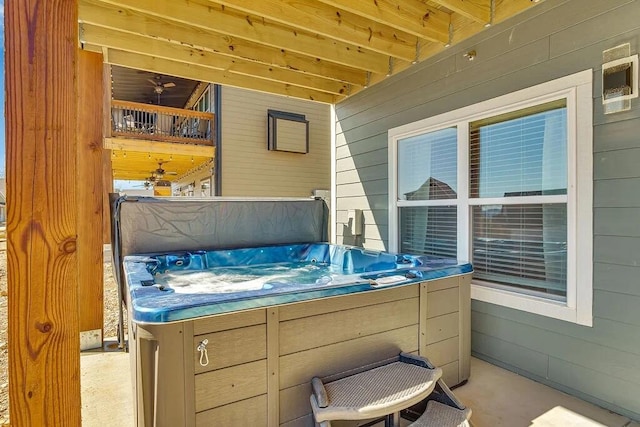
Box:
[384,412,401,427]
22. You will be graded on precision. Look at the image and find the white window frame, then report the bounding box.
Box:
[388,70,593,326]
[194,86,212,112]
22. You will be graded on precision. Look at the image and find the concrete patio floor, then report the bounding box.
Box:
[80,348,639,427]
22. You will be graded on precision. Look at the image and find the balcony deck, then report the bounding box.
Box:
[106,100,216,181]
[110,100,214,146]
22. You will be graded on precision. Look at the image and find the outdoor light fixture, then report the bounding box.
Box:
[463,50,477,61]
[602,43,638,114]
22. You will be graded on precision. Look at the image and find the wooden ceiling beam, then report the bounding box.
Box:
[79,1,367,85]
[110,167,203,180]
[104,137,215,157]
[493,0,537,23]
[89,0,391,73]
[208,0,418,61]
[81,24,352,95]
[79,42,103,54]
[110,167,209,180]
[315,0,450,43]
[106,49,342,103]
[431,0,490,24]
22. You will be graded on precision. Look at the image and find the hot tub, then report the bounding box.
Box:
[112,197,472,427]
[124,243,470,323]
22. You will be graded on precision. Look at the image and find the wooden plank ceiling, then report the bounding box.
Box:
[78,0,542,104]
[111,66,199,108]
[105,138,214,181]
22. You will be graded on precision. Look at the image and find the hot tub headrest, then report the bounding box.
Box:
[113,196,329,258]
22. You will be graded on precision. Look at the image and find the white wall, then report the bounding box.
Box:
[172,162,214,197]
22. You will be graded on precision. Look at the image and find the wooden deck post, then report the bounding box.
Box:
[102,62,114,245]
[6,1,81,425]
[78,49,105,349]
[103,150,114,245]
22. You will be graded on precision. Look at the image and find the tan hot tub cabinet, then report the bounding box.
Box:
[128,273,472,427]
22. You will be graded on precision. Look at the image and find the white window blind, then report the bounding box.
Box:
[469,101,568,297]
[397,127,458,258]
[471,204,567,296]
[400,206,457,258]
[469,100,568,199]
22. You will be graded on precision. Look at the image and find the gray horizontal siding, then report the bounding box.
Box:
[472,301,640,359]
[549,0,640,57]
[595,178,640,207]
[336,148,387,171]
[595,208,640,237]
[471,330,549,378]
[334,0,640,419]
[337,180,387,197]
[594,291,640,327]
[595,235,640,266]
[594,262,640,296]
[473,310,640,384]
[595,148,640,180]
[594,119,640,152]
[337,166,388,186]
[334,195,388,211]
[548,358,640,418]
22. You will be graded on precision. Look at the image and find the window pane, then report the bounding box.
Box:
[470,100,567,199]
[399,206,457,258]
[472,204,567,297]
[398,127,457,200]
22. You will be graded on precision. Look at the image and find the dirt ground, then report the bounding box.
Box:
[0,250,7,425]
[0,248,121,425]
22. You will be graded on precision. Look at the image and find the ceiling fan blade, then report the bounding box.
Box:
[163,82,176,88]
[147,78,159,86]
[166,171,178,175]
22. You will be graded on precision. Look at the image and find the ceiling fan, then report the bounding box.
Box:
[152,161,178,180]
[147,75,176,103]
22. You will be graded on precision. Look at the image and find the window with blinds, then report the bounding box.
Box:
[469,101,568,297]
[389,70,593,324]
[397,127,457,258]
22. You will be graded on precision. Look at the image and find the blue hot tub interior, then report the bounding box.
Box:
[124,243,472,323]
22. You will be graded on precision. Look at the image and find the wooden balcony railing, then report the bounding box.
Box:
[110,100,215,145]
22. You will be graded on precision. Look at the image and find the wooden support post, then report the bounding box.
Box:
[102,61,114,245]
[102,150,114,245]
[6,0,81,425]
[78,49,105,350]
